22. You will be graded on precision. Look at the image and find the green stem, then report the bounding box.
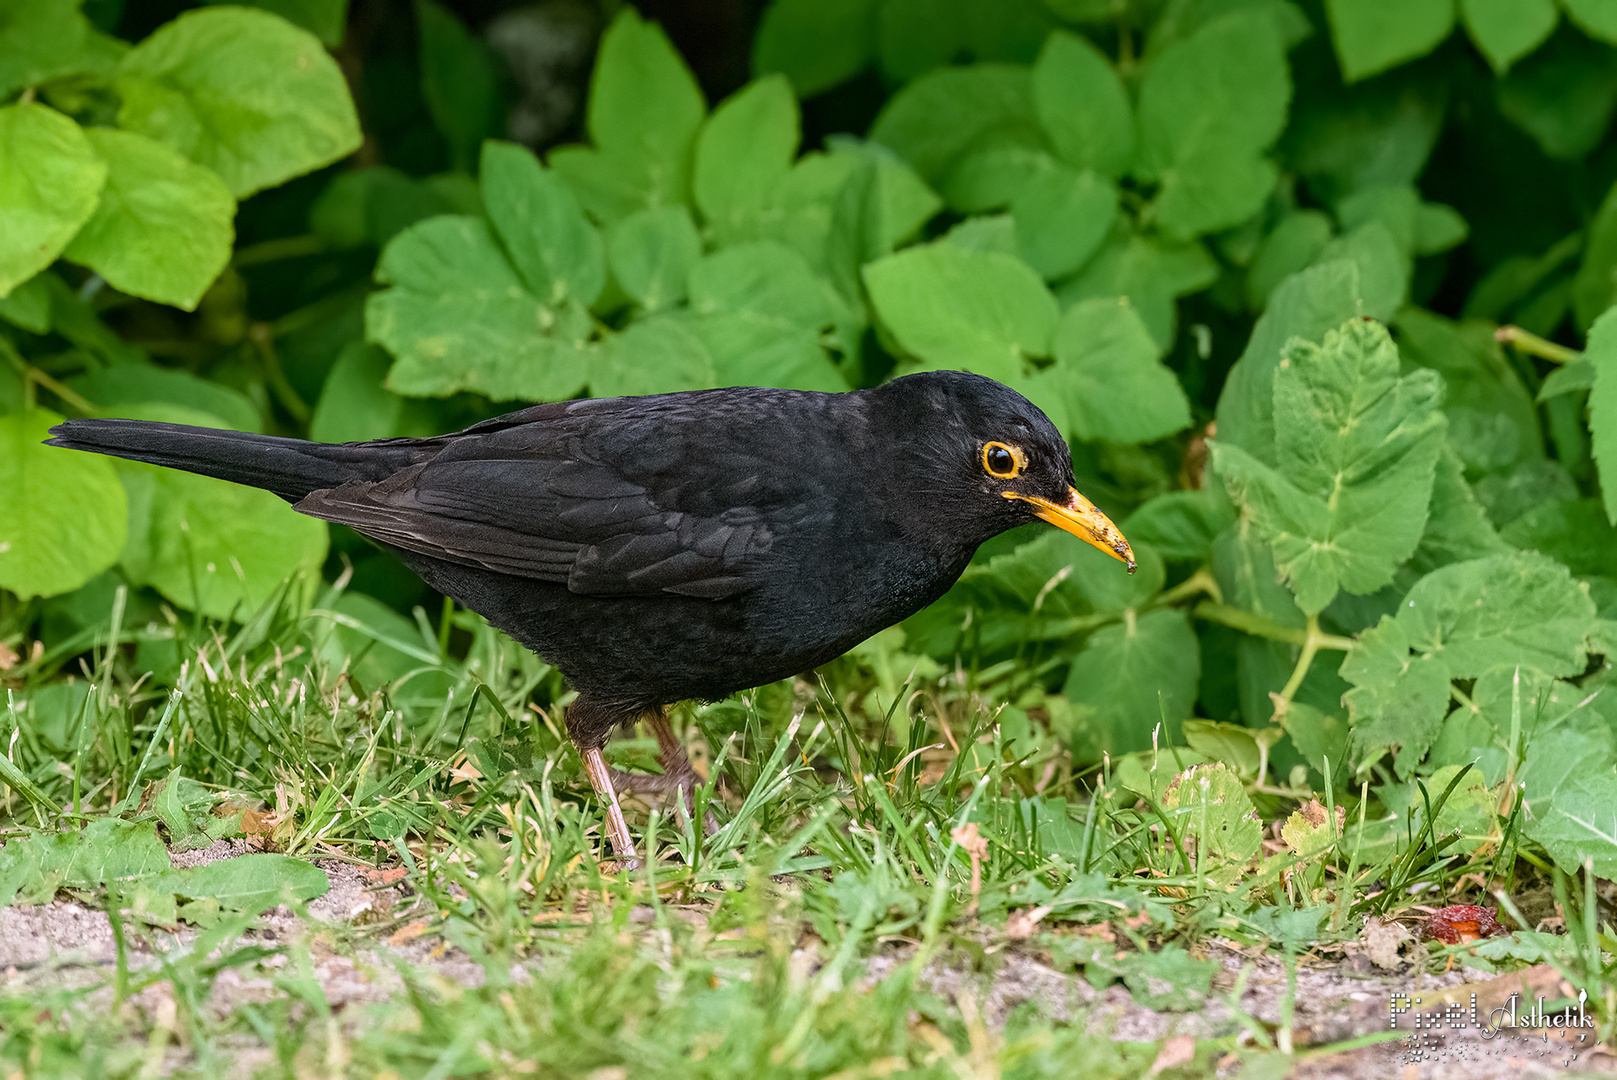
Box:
[1152,567,1222,610]
[233,235,326,268]
[1191,601,1355,652]
[1496,324,1580,365]
[1276,614,1323,707]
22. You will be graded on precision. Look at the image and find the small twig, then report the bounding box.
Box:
[1496,324,1580,365]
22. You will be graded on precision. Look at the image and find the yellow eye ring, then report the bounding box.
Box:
[982,441,1024,479]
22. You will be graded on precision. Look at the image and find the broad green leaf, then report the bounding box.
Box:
[415,0,501,171]
[310,343,423,444]
[1123,490,1236,562]
[0,272,49,334]
[116,7,360,198]
[944,214,1017,254]
[1407,444,1510,576]
[0,0,92,96]
[205,0,350,47]
[940,144,1054,213]
[1325,0,1456,82]
[584,9,705,208]
[1473,458,1580,529]
[609,206,702,313]
[1063,608,1200,754]
[1497,29,1617,161]
[153,854,330,911]
[694,75,800,230]
[1575,182,1617,330]
[308,166,472,250]
[1394,307,1541,475]
[1032,297,1191,445]
[72,363,262,434]
[590,317,715,399]
[1011,166,1117,281]
[1314,222,1407,322]
[1526,771,1617,878]
[1136,11,1290,239]
[1159,762,1262,863]
[868,64,1040,184]
[0,819,170,906]
[1589,307,1617,525]
[0,103,104,297]
[1031,30,1133,178]
[62,128,235,311]
[1423,764,1497,853]
[1215,259,1362,463]
[0,409,126,599]
[1538,359,1595,401]
[1340,613,1455,772]
[863,241,1057,382]
[1414,201,1468,255]
[1056,230,1218,351]
[480,141,605,309]
[1460,0,1556,72]
[684,242,846,391]
[751,0,874,98]
[1246,210,1333,310]
[1505,497,1617,579]
[1564,0,1617,42]
[1212,319,1447,613]
[825,141,942,300]
[368,216,590,401]
[117,443,329,621]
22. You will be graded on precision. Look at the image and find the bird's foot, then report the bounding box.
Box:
[608,765,720,835]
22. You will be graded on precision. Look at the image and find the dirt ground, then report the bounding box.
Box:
[0,842,1609,1079]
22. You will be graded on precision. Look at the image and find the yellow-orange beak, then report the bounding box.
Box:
[1004,487,1135,573]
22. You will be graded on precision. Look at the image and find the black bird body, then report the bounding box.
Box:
[48,371,1133,862]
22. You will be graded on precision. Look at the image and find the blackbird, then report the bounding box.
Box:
[47,370,1133,862]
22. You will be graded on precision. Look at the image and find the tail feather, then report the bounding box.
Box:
[45,418,425,502]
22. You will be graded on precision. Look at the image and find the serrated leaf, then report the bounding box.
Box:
[1010,166,1116,281]
[868,63,1040,184]
[1159,761,1262,863]
[481,141,604,309]
[751,0,874,98]
[585,9,705,207]
[1407,444,1510,576]
[694,75,799,231]
[63,128,234,311]
[1524,772,1617,878]
[590,317,715,399]
[154,854,330,911]
[1459,0,1556,73]
[368,215,590,401]
[1137,11,1290,239]
[863,241,1056,382]
[1325,0,1456,83]
[1031,30,1133,178]
[115,7,360,198]
[1031,297,1191,445]
[1212,319,1447,613]
[2,409,126,598]
[1063,609,1200,754]
[1588,306,1617,525]
[0,103,105,297]
[608,205,701,312]
[1340,614,1453,772]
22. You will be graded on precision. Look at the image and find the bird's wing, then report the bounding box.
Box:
[293,396,809,599]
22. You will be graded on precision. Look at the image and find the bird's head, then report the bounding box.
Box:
[868,371,1135,573]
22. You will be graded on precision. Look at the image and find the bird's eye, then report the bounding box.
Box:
[982,441,1022,479]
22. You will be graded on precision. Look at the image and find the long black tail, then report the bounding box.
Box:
[45,419,428,502]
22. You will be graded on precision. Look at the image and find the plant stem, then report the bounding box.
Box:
[1276,614,1324,707]
[1152,567,1222,609]
[1496,324,1581,365]
[1191,601,1355,652]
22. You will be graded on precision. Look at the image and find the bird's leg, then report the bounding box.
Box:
[566,694,638,868]
[610,707,718,834]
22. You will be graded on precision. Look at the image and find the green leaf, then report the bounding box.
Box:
[1325,0,1456,82]
[115,7,360,198]
[204,0,350,48]
[863,240,1057,382]
[159,854,330,912]
[1340,614,1456,772]
[1011,166,1117,281]
[1460,0,1556,72]
[1063,609,1200,755]
[1564,0,1617,42]
[1159,762,1263,862]
[1538,358,1595,401]
[1423,764,1497,853]
[868,64,1040,184]
[1575,182,1617,331]
[1,409,126,599]
[583,9,705,208]
[590,317,715,399]
[1137,10,1290,239]
[1212,319,1447,614]
[1246,210,1333,310]
[1414,201,1469,255]
[694,75,800,231]
[609,206,702,313]
[62,129,235,311]
[1123,490,1236,562]
[1502,497,1617,578]
[116,442,329,621]
[481,141,605,309]
[1497,28,1617,160]
[751,0,874,98]
[1315,222,1407,322]
[940,145,1053,214]
[0,102,105,297]
[1215,259,1363,462]
[1120,944,1217,1010]
[1588,306,1617,525]
[0,272,50,333]
[310,343,419,443]
[414,0,501,171]
[71,363,262,434]
[1031,30,1133,178]
[0,0,94,97]
[1408,444,1511,576]
[1525,772,1617,879]
[825,140,942,298]
[308,166,472,250]
[1056,230,1219,352]
[1033,297,1191,445]
[684,241,847,391]
[368,215,590,402]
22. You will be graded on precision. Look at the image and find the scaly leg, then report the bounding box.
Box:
[610,708,717,833]
[566,694,640,869]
